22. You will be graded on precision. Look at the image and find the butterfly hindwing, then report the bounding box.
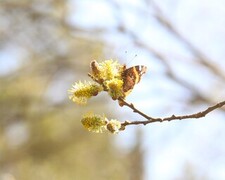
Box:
[122,65,147,96]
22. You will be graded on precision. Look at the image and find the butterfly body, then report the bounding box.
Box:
[122,65,147,97]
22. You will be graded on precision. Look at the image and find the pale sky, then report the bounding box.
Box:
[67,0,225,179]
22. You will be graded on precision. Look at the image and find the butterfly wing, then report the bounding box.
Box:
[122,65,147,96]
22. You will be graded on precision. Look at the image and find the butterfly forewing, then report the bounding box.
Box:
[122,65,147,96]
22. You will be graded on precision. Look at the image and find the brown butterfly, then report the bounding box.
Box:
[122,65,147,97]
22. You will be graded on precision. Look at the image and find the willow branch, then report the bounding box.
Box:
[120,99,225,127]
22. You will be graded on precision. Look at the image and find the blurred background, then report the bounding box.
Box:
[0,0,225,179]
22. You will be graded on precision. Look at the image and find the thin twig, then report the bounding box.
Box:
[120,99,225,127]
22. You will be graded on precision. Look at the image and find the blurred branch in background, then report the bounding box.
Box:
[0,0,225,179]
[150,0,225,79]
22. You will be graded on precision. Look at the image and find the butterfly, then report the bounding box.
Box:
[122,65,147,97]
[89,60,147,99]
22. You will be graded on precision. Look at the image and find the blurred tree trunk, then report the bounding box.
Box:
[128,130,144,180]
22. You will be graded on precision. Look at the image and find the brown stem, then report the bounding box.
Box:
[120,99,225,127]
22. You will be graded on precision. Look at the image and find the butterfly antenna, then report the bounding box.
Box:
[126,54,138,66]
